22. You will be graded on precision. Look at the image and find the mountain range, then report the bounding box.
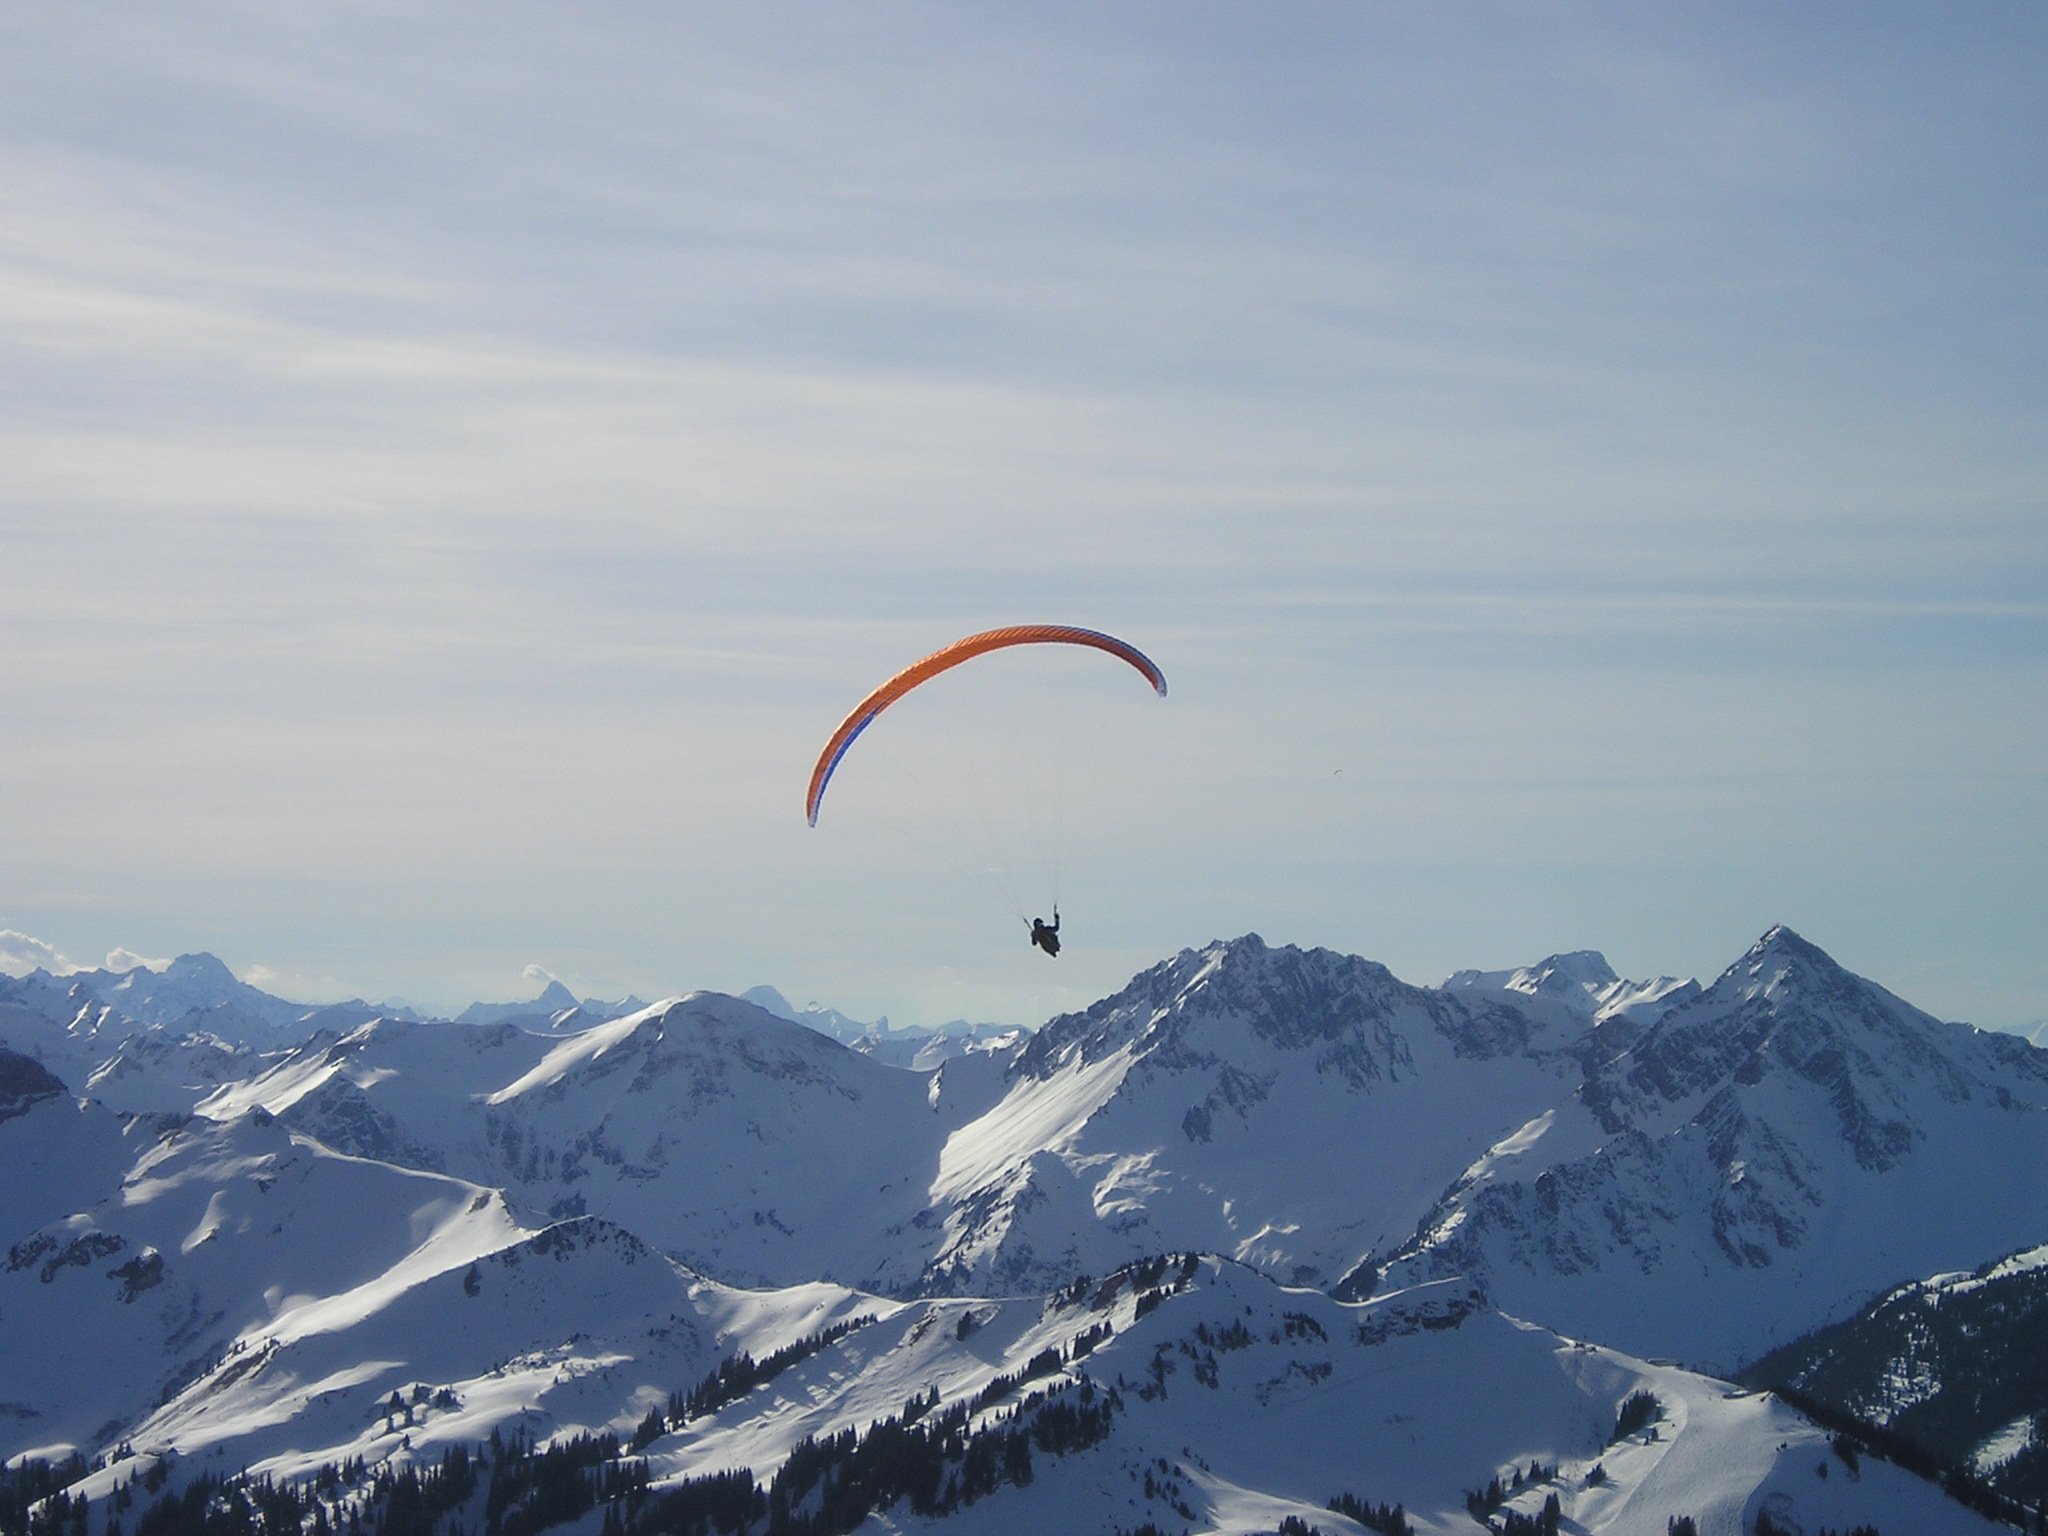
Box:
[1,925,2042,1535]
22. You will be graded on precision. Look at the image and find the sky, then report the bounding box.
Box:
[3,2,2044,1031]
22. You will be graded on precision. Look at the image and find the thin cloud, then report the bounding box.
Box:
[0,930,75,976]
[0,4,2041,1032]
[105,947,171,973]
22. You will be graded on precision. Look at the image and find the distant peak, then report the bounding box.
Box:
[165,952,238,984]
[1741,925,1835,972]
[1520,951,1619,993]
[1187,933,1265,958]
[1442,949,1621,1005]
[741,985,796,1019]
[1544,948,1615,975]
[1756,922,1805,949]
[1710,925,1860,1007]
[534,978,579,1009]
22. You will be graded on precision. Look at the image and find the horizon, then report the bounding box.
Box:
[5,919,2042,1040]
[5,5,2043,1033]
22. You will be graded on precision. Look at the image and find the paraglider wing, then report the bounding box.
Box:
[805,624,1167,825]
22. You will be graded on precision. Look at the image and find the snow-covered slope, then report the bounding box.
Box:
[0,1106,526,1464]
[1443,949,1698,1029]
[1,968,275,1114]
[1744,1241,2048,1507]
[1365,926,2048,1369]
[0,1053,138,1248]
[743,984,1026,1068]
[118,1217,887,1491]
[196,944,1598,1300]
[6,924,2039,1536]
[58,952,310,1044]
[916,935,1591,1298]
[201,995,978,1291]
[63,1252,2012,1536]
[868,1259,2005,1536]
[191,931,2048,1362]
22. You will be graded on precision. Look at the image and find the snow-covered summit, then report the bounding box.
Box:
[87,951,303,1028]
[914,934,1595,1298]
[1016,933,1456,1079]
[1446,947,1619,995]
[483,990,892,1106]
[1588,922,2042,1142]
[744,983,1023,1069]
[1443,947,1698,1028]
[454,977,582,1026]
[450,977,650,1030]
[1369,926,2048,1367]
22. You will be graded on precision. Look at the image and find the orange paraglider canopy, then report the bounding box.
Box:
[805,625,1166,826]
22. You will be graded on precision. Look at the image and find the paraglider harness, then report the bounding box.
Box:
[1030,909,1061,957]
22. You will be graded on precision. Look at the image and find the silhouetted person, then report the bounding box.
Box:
[1030,910,1060,957]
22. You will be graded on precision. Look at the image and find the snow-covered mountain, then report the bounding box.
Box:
[741,984,1023,1068]
[4,924,2042,1535]
[455,977,584,1026]
[455,979,647,1031]
[197,994,1001,1292]
[32,1242,2010,1536]
[56,951,310,1044]
[1743,1240,2048,1508]
[183,930,2048,1371]
[913,934,1598,1298]
[1,1103,528,1460]
[115,1215,880,1493]
[0,970,267,1115]
[738,985,880,1042]
[1442,948,1698,1029]
[194,945,1588,1300]
[0,1046,66,1123]
[1363,925,2048,1369]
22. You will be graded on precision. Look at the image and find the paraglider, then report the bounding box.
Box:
[804,625,1167,954]
[1030,909,1061,957]
[804,624,1167,827]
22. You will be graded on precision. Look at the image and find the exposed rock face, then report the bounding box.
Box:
[0,1048,66,1123]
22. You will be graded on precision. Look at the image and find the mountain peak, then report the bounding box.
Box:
[1017,933,1424,1081]
[1439,948,1696,1031]
[741,985,795,1019]
[1532,949,1619,988]
[1444,949,1618,997]
[1717,925,1853,1005]
[164,952,239,986]
[457,977,597,1026]
[1752,923,1822,960]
